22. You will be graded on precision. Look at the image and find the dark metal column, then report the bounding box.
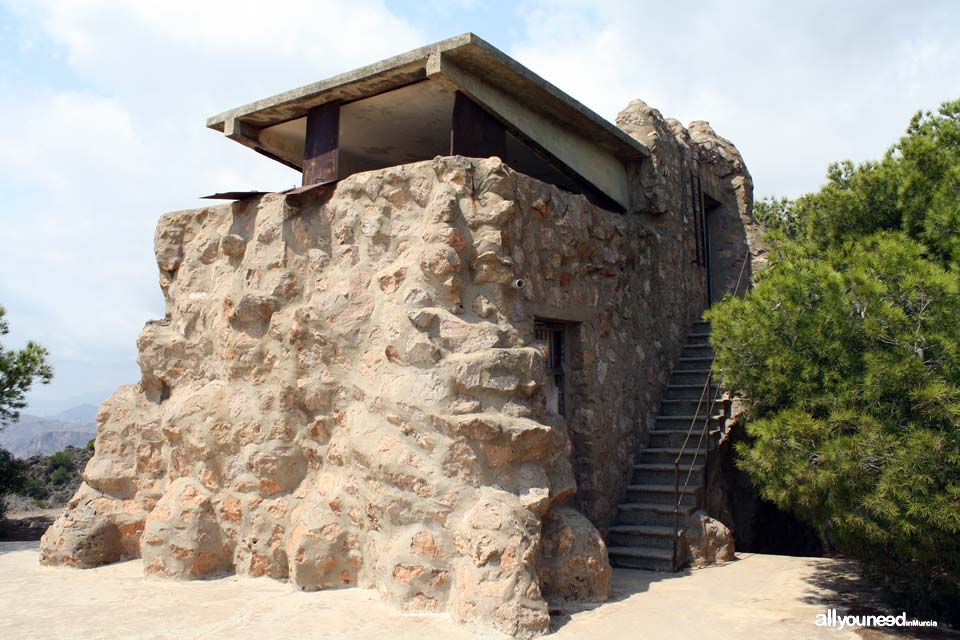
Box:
[302,101,341,186]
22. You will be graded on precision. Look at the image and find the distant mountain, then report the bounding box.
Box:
[4,430,94,458]
[56,403,101,423]
[0,413,97,458]
[24,390,112,417]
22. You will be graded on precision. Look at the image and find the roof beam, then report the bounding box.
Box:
[224,116,303,171]
[427,52,632,210]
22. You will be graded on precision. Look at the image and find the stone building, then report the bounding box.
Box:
[40,34,759,638]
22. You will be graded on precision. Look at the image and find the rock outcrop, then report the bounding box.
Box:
[42,156,620,637]
[618,99,760,300]
[537,506,611,602]
[41,97,755,634]
[684,510,736,568]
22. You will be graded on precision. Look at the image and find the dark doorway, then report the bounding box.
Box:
[692,175,723,307]
[533,321,567,417]
[703,194,722,304]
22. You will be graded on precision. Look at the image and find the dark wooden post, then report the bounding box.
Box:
[302,101,340,186]
[450,91,506,160]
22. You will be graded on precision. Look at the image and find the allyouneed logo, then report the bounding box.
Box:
[815,609,938,630]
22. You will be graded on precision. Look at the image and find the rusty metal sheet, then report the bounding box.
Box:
[200,191,271,200]
[284,181,338,206]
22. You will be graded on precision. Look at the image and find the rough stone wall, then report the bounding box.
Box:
[617,99,758,304]
[688,121,761,299]
[599,100,756,525]
[40,99,754,636]
[40,157,621,637]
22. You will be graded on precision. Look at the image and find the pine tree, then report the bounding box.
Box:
[0,305,53,426]
[708,100,960,623]
[0,304,53,518]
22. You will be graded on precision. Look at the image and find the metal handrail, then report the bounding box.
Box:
[671,249,751,571]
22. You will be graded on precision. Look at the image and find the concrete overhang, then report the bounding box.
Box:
[207,33,649,210]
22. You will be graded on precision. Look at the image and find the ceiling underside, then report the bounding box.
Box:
[256,80,455,176]
[255,79,583,198]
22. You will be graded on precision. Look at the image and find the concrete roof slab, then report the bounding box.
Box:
[206,33,648,162]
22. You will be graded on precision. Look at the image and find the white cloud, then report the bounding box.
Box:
[11,0,425,108]
[0,92,145,188]
[507,0,960,198]
[0,0,426,403]
[1,0,958,407]
[35,0,421,59]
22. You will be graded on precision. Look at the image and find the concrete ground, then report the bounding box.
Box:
[0,542,943,639]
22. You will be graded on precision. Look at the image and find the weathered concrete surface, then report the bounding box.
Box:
[40,98,758,634]
[43,156,635,638]
[1,543,900,640]
[206,33,649,159]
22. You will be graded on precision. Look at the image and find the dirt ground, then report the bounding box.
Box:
[0,543,949,639]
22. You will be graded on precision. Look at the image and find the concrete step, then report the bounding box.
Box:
[607,545,675,571]
[625,482,701,506]
[647,428,719,449]
[688,332,712,340]
[659,398,723,416]
[677,356,714,366]
[633,463,704,485]
[607,524,675,549]
[663,383,720,400]
[691,321,711,331]
[681,344,715,359]
[671,369,713,385]
[653,415,723,430]
[636,447,705,465]
[617,501,695,526]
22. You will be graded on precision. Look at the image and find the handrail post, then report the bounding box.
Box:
[704,371,711,499]
[667,249,747,573]
[673,461,679,572]
[669,250,749,572]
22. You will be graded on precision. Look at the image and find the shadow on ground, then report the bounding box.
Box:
[547,567,694,632]
[800,558,957,639]
[0,540,40,557]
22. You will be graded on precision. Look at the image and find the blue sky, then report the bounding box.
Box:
[1,0,958,413]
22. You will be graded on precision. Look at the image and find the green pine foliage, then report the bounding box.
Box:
[707,99,960,622]
[0,304,53,517]
[0,305,53,426]
[0,449,27,520]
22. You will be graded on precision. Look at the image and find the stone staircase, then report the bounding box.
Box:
[606,320,722,571]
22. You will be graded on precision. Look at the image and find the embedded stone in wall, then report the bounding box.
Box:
[537,506,612,602]
[141,478,232,579]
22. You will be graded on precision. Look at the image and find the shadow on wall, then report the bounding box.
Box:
[734,493,824,557]
[712,422,824,558]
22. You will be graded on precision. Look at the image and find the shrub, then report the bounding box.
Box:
[0,448,26,520]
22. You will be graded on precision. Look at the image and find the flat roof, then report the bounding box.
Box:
[206,33,649,162]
